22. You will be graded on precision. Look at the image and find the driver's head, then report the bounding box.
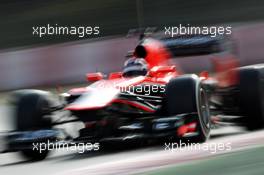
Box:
[123,57,148,77]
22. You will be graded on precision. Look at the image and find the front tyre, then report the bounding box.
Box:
[162,75,211,143]
[238,66,264,130]
[12,90,54,161]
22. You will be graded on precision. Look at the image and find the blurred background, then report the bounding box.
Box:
[0,0,264,91]
[0,1,264,175]
[1,0,264,48]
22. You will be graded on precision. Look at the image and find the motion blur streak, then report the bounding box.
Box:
[1,1,264,175]
[0,23,264,91]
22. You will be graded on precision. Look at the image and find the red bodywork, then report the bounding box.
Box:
[65,65,181,111]
[65,38,181,111]
[65,38,238,113]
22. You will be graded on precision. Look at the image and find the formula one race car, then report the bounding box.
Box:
[1,33,264,161]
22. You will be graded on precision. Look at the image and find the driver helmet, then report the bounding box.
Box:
[123,57,148,77]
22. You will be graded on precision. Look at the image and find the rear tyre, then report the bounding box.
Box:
[12,90,53,161]
[238,66,264,130]
[162,75,211,143]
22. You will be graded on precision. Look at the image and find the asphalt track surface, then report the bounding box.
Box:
[0,103,264,175]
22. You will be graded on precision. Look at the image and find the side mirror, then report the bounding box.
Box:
[86,72,103,82]
[109,72,123,79]
[149,66,176,77]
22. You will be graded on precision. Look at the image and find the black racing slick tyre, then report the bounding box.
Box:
[162,75,211,143]
[238,65,264,130]
[12,90,54,161]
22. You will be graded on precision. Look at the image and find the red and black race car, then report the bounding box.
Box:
[1,33,264,161]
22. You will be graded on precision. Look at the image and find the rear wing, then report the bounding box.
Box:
[131,33,237,71]
[127,27,234,57]
[160,35,232,57]
[127,27,235,62]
